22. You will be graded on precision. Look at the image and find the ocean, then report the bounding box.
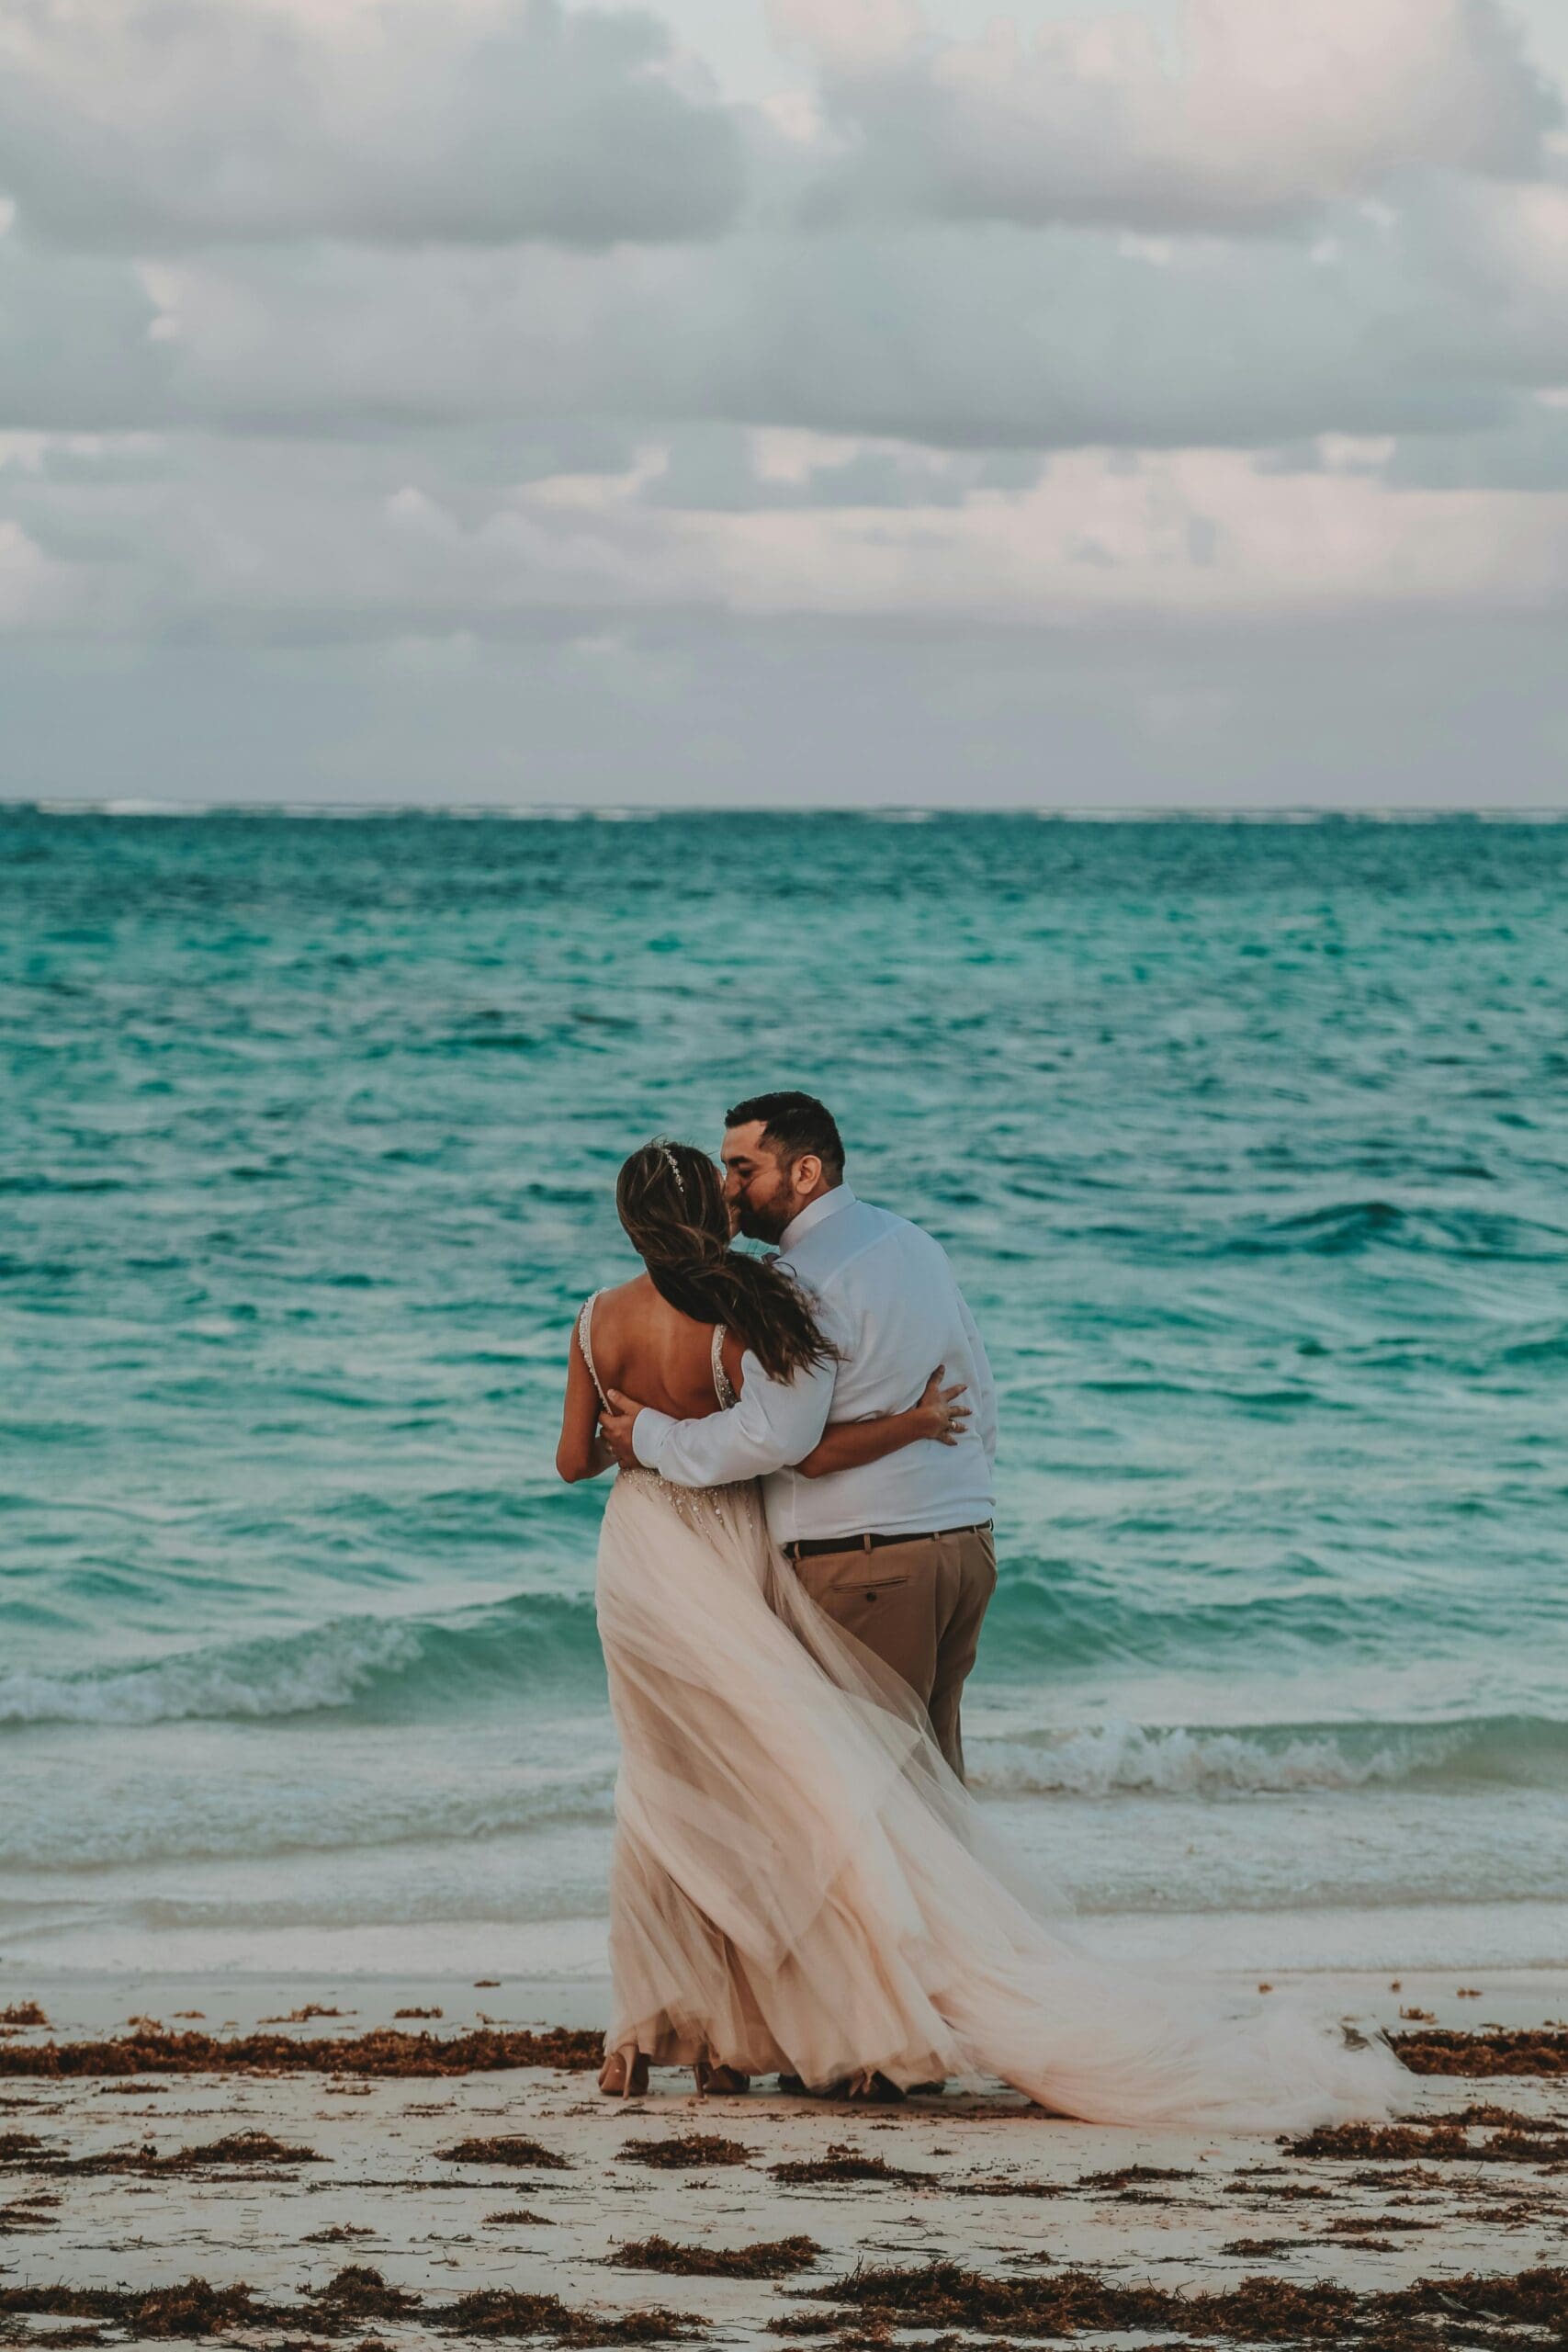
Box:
[4,806,1566,1984]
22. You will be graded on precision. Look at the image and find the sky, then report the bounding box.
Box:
[3,0,1568,808]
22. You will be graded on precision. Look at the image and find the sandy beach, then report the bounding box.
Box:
[4,1969,1565,2348]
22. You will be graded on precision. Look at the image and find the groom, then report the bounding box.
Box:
[600,1091,998,1782]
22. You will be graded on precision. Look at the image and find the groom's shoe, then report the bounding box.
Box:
[776,2070,905,2104]
[842,2070,906,2104]
[777,2072,837,2098]
[694,2060,750,2096]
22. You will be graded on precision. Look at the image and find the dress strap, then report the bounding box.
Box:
[711,1323,736,1409]
[578,1292,609,1411]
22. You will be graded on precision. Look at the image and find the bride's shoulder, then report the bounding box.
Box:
[580,1272,652,1322]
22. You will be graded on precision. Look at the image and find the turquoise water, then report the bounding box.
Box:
[4,807,1566,1975]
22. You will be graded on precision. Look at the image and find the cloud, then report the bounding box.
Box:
[784,0,1559,233]
[39,199,1544,452]
[4,411,1566,657]
[0,0,745,249]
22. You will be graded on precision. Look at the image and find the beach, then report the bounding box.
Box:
[4,1970,1567,2348]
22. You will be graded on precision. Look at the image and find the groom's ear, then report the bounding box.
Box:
[792,1151,823,1194]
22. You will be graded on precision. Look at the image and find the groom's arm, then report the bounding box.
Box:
[623,1349,839,1487]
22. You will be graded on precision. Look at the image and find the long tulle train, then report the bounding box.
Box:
[595,1466,1404,2132]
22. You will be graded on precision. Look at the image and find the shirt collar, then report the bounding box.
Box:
[780,1182,856,1252]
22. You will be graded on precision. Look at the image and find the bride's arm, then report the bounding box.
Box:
[556,1325,613,1483]
[795,1368,969,1481]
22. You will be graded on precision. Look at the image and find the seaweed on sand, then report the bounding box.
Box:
[952,2177,1066,2199]
[619,2132,751,2168]
[0,2022,604,2078]
[770,2143,926,2187]
[4,2127,323,2177]
[1076,2164,1196,2190]
[305,2266,421,2324]
[610,2236,821,2278]
[1,2267,706,2347]
[1285,2120,1565,2165]
[784,2256,1568,2346]
[1393,2028,1568,2077]
[0,2278,275,2338]
[434,2134,571,2169]
[428,2287,704,2342]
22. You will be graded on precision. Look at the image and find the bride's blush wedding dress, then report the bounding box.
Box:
[580,1295,1403,2131]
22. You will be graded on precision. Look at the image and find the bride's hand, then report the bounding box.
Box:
[913,1365,970,1446]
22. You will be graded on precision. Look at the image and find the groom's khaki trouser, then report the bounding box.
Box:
[787,1523,997,1782]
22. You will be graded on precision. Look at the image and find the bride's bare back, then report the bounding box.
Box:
[586,1275,745,1418]
[581,1275,737,1418]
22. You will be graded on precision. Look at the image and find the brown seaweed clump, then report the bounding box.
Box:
[1393,2027,1568,2077]
[618,2132,751,2169]
[3,2127,323,2177]
[610,2236,821,2278]
[786,2256,1568,2346]
[0,2277,274,2338]
[0,2267,704,2346]
[1076,2163,1195,2189]
[0,2022,604,2079]
[428,2287,704,2342]
[952,2176,1066,2199]
[771,2143,925,2187]
[1285,2118,1567,2167]
[305,2266,421,2324]
[434,2134,571,2169]
[0,2004,49,2029]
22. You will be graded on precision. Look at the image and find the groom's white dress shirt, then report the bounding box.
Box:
[630,1184,997,1546]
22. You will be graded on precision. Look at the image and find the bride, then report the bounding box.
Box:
[557,1137,1403,2130]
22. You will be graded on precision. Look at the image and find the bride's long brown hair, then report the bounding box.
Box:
[616,1139,835,1382]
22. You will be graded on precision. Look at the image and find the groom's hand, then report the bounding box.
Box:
[600,1388,645,1470]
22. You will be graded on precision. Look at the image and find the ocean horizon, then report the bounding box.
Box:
[5,806,1566,1980]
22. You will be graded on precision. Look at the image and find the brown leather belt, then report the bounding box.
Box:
[784,1521,991,1562]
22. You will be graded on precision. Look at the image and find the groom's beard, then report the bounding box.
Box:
[735,1196,794,1246]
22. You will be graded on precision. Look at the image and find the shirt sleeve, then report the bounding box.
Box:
[955,1288,998,1465]
[632,1350,839,1487]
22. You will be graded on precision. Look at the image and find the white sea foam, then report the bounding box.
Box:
[0,1618,422,1726]
[968,1717,1477,1797]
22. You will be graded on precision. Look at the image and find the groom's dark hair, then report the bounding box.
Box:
[725,1091,844,1178]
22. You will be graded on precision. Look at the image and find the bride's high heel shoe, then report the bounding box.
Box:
[599,2049,649,2098]
[693,2056,750,2096]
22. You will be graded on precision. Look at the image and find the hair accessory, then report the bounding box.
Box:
[658,1141,687,1201]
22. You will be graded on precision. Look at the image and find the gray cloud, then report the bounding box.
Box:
[788,0,1559,234]
[0,235,172,430]
[12,199,1541,452]
[644,424,1045,506]
[0,0,744,250]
